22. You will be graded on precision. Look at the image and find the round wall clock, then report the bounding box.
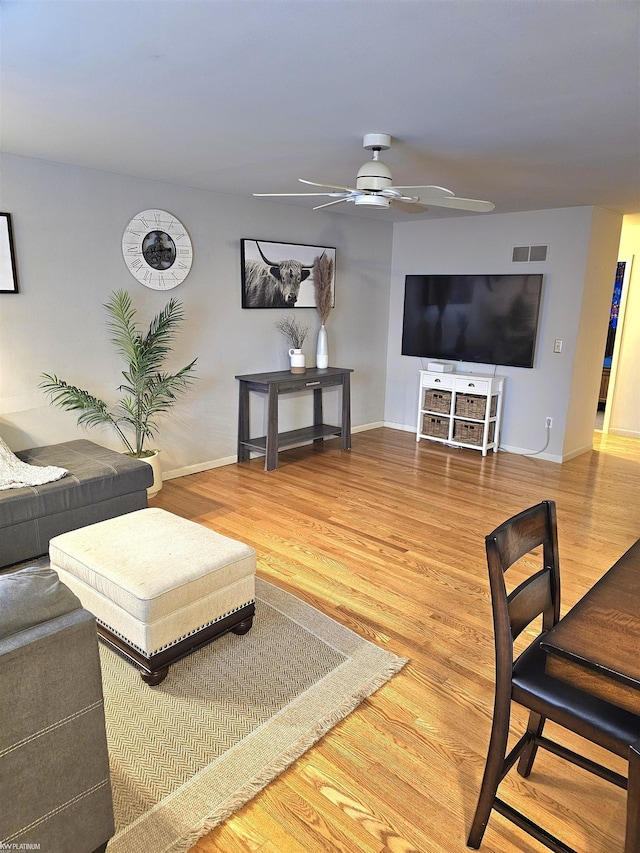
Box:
[122,209,193,289]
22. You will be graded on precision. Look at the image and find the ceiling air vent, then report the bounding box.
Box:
[512,245,548,262]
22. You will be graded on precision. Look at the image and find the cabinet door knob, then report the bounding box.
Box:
[434,378,441,383]
[468,382,475,387]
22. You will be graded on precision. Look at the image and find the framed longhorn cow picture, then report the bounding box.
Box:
[241,239,336,309]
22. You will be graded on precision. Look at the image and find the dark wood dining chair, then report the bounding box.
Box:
[467,499,640,853]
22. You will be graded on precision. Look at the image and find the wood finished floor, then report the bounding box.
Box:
[150,427,640,853]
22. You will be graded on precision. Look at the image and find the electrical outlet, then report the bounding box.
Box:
[546,417,553,429]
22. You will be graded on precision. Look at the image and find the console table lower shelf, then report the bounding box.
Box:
[241,423,344,454]
[235,367,353,471]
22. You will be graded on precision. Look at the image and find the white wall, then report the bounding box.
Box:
[0,154,393,476]
[384,207,622,461]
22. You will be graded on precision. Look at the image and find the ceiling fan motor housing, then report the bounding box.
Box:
[356,158,393,192]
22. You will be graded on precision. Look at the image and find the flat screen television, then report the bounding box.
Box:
[401,273,544,368]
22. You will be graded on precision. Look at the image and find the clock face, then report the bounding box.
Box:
[122,209,193,289]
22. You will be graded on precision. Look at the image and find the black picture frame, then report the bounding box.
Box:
[0,213,19,293]
[241,238,336,309]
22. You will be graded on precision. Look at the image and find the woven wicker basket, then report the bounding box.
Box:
[453,420,495,446]
[422,414,450,439]
[423,388,452,414]
[454,393,498,419]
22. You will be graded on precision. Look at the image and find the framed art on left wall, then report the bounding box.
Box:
[0,213,19,293]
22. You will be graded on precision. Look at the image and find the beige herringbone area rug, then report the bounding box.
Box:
[102,578,407,853]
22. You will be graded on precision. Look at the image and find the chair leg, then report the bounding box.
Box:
[467,703,512,849]
[517,710,546,778]
[625,739,640,853]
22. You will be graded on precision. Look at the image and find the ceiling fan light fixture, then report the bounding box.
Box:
[354,194,390,207]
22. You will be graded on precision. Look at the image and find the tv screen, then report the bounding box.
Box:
[401,274,544,368]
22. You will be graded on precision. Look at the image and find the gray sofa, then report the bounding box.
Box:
[0,566,114,852]
[1,439,153,568]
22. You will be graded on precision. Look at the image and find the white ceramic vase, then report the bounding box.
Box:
[316,325,328,369]
[289,348,306,374]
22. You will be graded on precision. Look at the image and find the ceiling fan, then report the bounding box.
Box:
[253,133,495,214]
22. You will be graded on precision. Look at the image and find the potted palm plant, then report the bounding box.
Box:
[40,289,197,497]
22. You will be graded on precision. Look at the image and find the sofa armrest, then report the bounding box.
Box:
[0,566,81,639]
[0,570,114,852]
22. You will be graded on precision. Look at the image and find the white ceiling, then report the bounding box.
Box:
[2,0,639,222]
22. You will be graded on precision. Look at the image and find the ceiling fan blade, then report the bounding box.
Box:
[422,195,495,212]
[253,191,344,198]
[391,185,455,197]
[391,200,429,214]
[299,178,357,192]
[313,197,351,210]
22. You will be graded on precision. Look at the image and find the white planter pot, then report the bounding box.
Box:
[141,450,163,499]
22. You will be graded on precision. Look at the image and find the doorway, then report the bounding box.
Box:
[596,258,633,432]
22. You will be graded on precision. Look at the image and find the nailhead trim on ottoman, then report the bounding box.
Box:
[49,508,256,684]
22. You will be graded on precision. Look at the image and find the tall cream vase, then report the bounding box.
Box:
[316,324,328,369]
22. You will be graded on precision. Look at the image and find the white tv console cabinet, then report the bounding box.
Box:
[416,369,505,456]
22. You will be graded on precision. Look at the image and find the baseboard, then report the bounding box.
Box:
[163,455,236,481]
[498,442,563,463]
[561,443,593,462]
[383,421,415,433]
[608,427,640,439]
[354,421,384,433]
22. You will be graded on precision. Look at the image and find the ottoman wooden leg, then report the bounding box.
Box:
[232,616,254,635]
[141,666,169,686]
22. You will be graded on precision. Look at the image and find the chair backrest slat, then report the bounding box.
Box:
[508,569,554,639]
[485,500,560,662]
[493,509,550,567]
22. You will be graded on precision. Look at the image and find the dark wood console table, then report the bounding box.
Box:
[235,367,353,471]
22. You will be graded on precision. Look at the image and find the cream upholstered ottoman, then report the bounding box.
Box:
[49,508,256,685]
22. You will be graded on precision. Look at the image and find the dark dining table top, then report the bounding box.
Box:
[541,539,640,713]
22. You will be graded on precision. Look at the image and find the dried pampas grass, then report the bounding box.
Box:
[313,252,334,325]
